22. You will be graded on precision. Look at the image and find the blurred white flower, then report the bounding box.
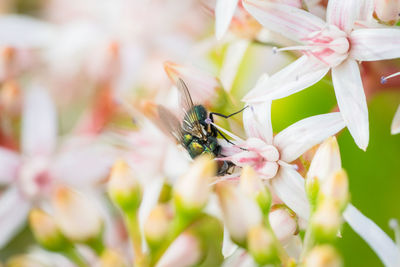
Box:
[0,85,116,248]
[242,0,400,150]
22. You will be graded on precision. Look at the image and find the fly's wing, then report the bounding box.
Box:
[156,105,183,144]
[176,78,205,138]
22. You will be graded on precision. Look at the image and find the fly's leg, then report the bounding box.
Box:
[209,105,249,121]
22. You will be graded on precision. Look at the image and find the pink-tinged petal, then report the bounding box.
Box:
[0,148,20,184]
[0,15,56,48]
[391,105,400,135]
[274,112,345,163]
[343,204,400,267]
[332,59,369,150]
[358,0,374,21]
[243,102,273,144]
[0,186,31,248]
[222,249,255,267]
[156,233,202,267]
[22,86,57,157]
[326,0,359,33]
[51,139,117,186]
[215,0,239,40]
[270,166,310,220]
[242,0,325,43]
[350,28,400,61]
[243,56,330,103]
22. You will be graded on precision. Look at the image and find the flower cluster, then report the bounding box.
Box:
[0,0,399,266]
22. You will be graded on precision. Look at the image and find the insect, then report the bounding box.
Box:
[157,78,245,175]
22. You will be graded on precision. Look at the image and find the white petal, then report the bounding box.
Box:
[220,40,250,91]
[242,0,325,43]
[0,15,56,48]
[332,59,369,150]
[274,113,345,163]
[139,177,164,253]
[0,148,20,184]
[343,204,400,267]
[243,102,273,144]
[358,0,374,20]
[326,0,359,33]
[22,85,57,157]
[350,28,400,61]
[243,56,330,103]
[223,227,238,258]
[215,0,239,40]
[0,186,31,248]
[391,105,400,135]
[270,166,310,220]
[307,137,342,183]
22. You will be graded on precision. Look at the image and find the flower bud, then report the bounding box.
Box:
[320,169,349,210]
[144,204,172,248]
[108,159,142,213]
[303,245,343,267]
[29,209,69,251]
[375,0,400,24]
[100,249,128,267]
[307,137,341,184]
[174,155,216,217]
[240,165,271,214]
[310,201,342,242]
[52,186,103,243]
[247,225,279,265]
[156,233,202,267]
[269,205,298,245]
[216,182,262,246]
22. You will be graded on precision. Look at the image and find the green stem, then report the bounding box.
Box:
[62,246,89,267]
[86,234,106,256]
[125,212,146,265]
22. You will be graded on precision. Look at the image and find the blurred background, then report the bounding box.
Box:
[0,0,399,266]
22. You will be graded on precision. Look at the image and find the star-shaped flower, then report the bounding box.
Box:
[242,0,400,150]
[0,85,116,248]
[214,98,345,220]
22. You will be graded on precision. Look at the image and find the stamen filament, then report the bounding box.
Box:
[381,72,400,84]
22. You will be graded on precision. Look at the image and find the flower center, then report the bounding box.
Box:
[232,137,280,179]
[275,25,350,68]
[18,157,52,198]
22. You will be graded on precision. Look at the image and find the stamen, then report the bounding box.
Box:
[209,121,244,142]
[381,72,400,84]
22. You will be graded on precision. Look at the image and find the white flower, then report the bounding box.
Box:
[0,85,116,248]
[242,0,400,150]
[215,101,345,220]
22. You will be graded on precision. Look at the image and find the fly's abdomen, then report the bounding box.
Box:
[185,136,221,159]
